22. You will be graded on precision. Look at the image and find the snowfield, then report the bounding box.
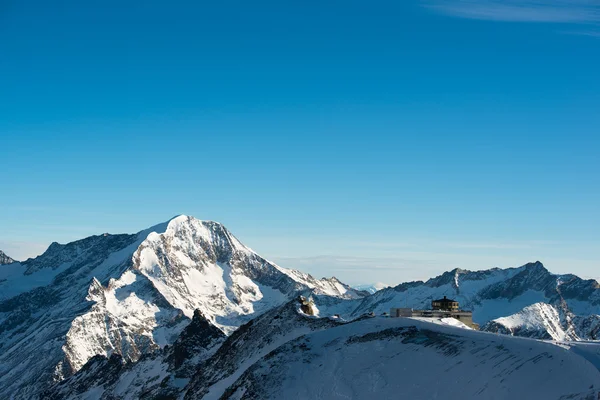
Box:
[223,316,600,400]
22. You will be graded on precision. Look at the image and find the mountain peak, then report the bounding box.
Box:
[483,302,577,341]
[522,261,548,274]
[166,308,226,371]
[0,250,17,265]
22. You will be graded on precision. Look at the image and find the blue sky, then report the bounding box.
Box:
[1,0,599,284]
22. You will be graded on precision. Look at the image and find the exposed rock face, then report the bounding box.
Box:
[42,308,227,400]
[0,232,144,399]
[0,250,16,265]
[184,298,346,400]
[0,216,365,399]
[298,295,317,316]
[166,309,227,375]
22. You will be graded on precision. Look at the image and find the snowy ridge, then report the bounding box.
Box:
[483,302,574,341]
[483,302,600,341]
[184,297,350,400]
[219,317,600,399]
[61,271,189,373]
[43,309,227,400]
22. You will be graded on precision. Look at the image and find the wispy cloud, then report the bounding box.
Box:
[424,0,600,23]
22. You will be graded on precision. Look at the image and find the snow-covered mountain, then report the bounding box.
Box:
[0,250,16,265]
[43,309,227,400]
[47,301,600,400]
[334,262,600,340]
[0,215,365,399]
[483,302,600,341]
[352,282,390,294]
[483,302,575,340]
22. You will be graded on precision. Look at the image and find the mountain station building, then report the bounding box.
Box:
[390,296,479,330]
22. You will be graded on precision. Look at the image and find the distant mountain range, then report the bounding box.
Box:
[333,262,600,340]
[352,282,391,294]
[1,215,599,399]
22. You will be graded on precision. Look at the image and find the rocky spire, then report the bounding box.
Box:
[0,250,16,265]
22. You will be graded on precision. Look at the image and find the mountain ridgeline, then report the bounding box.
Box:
[0,215,599,399]
[341,261,600,340]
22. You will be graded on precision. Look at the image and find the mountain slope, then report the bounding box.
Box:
[221,316,600,400]
[483,302,575,341]
[483,302,600,341]
[184,297,347,400]
[42,309,227,400]
[42,297,348,400]
[0,230,151,399]
[0,215,364,399]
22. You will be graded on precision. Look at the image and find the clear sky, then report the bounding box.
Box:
[1,0,599,285]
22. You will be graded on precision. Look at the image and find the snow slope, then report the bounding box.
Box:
[483,302,574,341]
[43,309,226,400]
[184,297,347,400]
[223,316,600,400]
[483,302,600,341]
[0,230,151,399]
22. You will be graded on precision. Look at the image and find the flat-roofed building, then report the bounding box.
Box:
[390,308,414,318]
